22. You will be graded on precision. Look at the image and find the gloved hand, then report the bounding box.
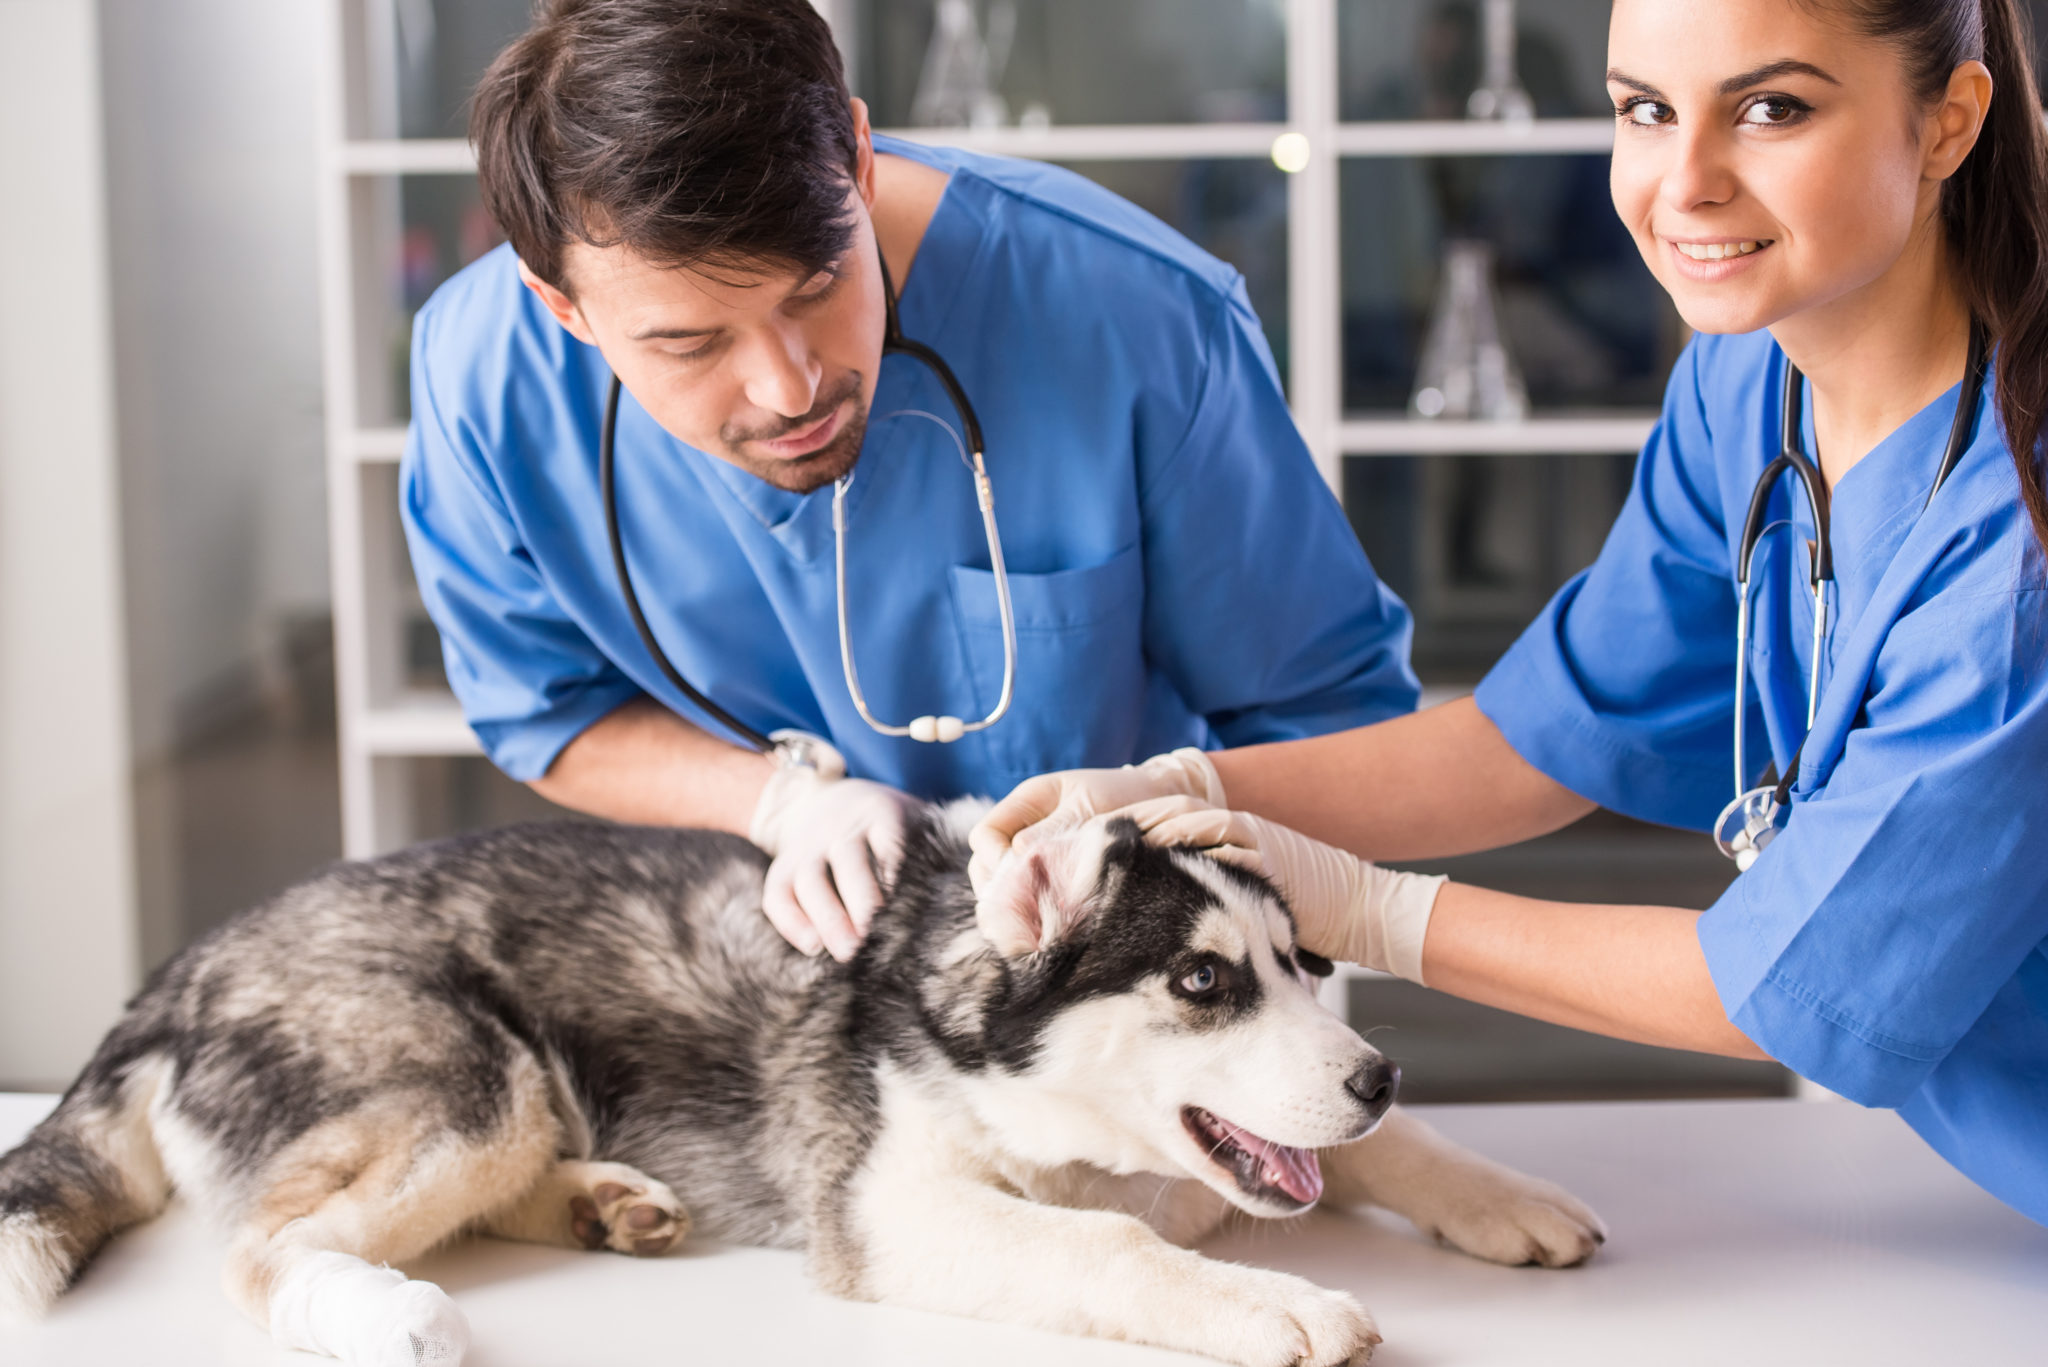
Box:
[1118,796,1448,983]
[966,748,1226,893]
[751,766,915,961]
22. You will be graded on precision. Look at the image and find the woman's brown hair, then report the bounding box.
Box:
[1811,0,2048,551]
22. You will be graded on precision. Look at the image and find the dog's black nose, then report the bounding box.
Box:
[1345,1056,1399,1122]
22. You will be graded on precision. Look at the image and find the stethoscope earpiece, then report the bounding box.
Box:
[908,716,967,744]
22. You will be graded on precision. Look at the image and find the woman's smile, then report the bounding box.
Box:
[1664,235,1777,281]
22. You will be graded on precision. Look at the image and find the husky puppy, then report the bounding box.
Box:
[0,807,1603,1367]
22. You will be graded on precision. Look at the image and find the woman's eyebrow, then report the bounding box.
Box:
[1717,58,1841,94]
[1605,68,1663,98]
[1605,59,1842,99]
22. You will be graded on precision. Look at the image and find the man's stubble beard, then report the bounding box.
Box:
[721,375,869,494]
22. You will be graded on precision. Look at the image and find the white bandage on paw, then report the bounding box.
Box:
[269,1250,470,1367]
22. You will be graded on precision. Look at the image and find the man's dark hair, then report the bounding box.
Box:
[471,0,860,293]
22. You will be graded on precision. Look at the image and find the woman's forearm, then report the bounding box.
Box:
[1421,881,1768,1059]
[1209,696,1595,862]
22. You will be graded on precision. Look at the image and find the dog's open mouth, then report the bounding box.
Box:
[1181,1106,1323,1207]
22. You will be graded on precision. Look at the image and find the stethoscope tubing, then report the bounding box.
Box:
[1721,321,1988,864]
[600,370,775,753]
[831,413,1017,740]
[596,249,1014,755]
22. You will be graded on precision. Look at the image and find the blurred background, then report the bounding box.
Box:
[18,0,2035,1097]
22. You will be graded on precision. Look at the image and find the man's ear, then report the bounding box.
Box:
[850,96,878,208]
[974,818,1119,957]
[516,258,598,346]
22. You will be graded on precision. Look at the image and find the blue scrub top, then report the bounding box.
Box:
[401,136,1416,802]
[1477,329,2048,1225]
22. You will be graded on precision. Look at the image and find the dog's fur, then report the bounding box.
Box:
[0,806,1603,1367]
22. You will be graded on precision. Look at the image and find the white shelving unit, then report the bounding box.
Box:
[316,0,1656,858]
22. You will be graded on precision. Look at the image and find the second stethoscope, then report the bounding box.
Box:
[1713,321,1988,869]
[599,249,1017,759]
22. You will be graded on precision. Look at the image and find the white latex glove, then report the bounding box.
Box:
[751,767,914,961]
[967,748,1226,893]
[1119,796,1448,983]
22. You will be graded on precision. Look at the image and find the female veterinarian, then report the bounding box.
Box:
[974,0,2048,1226]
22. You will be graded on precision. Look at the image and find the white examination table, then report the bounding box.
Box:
[2,1093,2042,1366]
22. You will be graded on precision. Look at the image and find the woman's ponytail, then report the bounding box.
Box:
[1955,0,2048,554]
[1808,0,2048,554]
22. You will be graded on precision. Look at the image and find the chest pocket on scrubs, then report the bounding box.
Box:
[951,544,1147,773]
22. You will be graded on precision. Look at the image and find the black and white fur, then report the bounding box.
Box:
[0,805,1603,1367]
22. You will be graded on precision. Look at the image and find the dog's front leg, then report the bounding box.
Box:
[849,1175,1379,1367]
[1320,1107,1606,1267]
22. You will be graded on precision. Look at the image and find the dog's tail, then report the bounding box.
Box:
[0,1052,171,1322]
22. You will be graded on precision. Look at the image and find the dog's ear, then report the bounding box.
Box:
[974,817,1121,957]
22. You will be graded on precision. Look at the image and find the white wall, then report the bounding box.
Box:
[0,0,141,1089]
[100,0,330,760]
[0,0,333,1086]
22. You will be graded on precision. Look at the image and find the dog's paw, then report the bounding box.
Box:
[564,1163,691,1257]
[1206,1268,1381,1367]
[1411,1166,1606,1269]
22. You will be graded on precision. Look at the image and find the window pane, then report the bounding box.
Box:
[1338,0,2048,124]
[1340,154,1682,413]
[1344,451,1633,683]
[405,757,581,841]
[1053,160,1290,380]
[359,175,505,426]
[388,0,536,139]
[854,0,1285,127]
[1337,0,1613,122]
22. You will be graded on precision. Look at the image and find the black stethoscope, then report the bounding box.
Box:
[1713,320,1989,869]
[597,248,1016,771]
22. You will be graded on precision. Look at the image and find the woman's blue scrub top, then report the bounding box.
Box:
[1477,330,2048,1224]
[401,137,1417,802]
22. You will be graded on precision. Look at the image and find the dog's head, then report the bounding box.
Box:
[960,814,1396,1217]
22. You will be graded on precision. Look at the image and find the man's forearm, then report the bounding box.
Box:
[1209,696,1595,862]
[528,697,773,833]
[1422,881,1768,1059]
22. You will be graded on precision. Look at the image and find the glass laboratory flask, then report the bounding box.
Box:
[910,0,1014,129]
[1467,0,1535,123]
[1411,240,1528,422]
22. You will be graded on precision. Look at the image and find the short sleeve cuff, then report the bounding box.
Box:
[1474,619,1726,830]
[1699,913,1946,1107]
[468,677,645,782]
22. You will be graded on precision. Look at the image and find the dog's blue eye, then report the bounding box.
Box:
[1179,964,1218,994]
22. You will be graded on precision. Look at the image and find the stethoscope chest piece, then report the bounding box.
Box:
[1714,784,1787,871]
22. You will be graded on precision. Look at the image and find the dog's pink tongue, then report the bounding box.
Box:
[1220,1118,1323,1204]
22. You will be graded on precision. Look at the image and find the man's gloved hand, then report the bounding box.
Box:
[966,748,1226,893]
[1117,796,1448,983]
[750,767,915,961]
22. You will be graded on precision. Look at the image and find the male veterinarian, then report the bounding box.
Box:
[401,0,1415,961]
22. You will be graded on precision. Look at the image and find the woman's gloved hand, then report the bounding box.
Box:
[1118,796,1448,983]
[751,767,915,961]
[967,748,1227,893]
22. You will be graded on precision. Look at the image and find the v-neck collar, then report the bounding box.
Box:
[1794,365,1981,608]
